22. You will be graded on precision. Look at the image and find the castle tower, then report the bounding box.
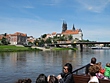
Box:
[72,24,75,31]
[62,21,67,32]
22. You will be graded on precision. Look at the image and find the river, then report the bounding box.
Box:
[0,49,110,83]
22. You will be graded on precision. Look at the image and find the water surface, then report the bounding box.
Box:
[0,49,110,83]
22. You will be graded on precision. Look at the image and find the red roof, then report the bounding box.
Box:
[10,32,27,36]
[52,32,56,35]
[62,29,79,35]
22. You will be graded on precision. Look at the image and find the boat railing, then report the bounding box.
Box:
[72,64,88,75]
[72,64,110,83]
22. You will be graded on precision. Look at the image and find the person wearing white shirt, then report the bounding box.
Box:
[88,65,99,83]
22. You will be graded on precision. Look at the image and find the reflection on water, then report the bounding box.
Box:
[0,49,110,83]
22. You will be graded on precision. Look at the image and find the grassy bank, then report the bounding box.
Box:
[51,47,78,51]
[0,45,41,52]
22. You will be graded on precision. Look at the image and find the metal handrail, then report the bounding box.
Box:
[72,64,88,74]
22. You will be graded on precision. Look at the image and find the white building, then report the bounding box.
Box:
[61,22,83,40]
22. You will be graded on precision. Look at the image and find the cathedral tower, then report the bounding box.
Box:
[62,21,67,32]
[72,24,75,31]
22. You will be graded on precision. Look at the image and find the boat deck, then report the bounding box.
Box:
[72,64,110,83]
[73,74,110,83]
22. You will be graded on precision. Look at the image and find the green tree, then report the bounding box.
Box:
[58,35,67,41]
[1,37,8,45]
[68,35,73,40]
[28,42,33,46]
[34,39,39,46]
[4,33,7,36]
[41,34,47,38]
[38,39,44,47]
[45,37,52,44]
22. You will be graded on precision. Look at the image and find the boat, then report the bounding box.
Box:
[102,47,110,49]
[72,64,110,83]
[91,47,110,50]
[91,46,102,49]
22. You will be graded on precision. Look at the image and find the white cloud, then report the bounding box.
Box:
[83,28,110,41]
[23,6,34,9]
[43,0,63,6]
[0,16,61,38]
[50,0,62,3]
[76,0,110,13]
[44,0,110,13]
[88,6,93,10]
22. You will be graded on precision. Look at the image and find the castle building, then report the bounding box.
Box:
[62,21,67,32]
[61,22,83,40]
[45,22,83,42]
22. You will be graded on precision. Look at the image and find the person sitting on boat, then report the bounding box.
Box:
[36,74,48,83]
[85,57,97,75]
[47,75,58,83]
[95,63,104,79]
[96,62,105,74]
[104,63,110,79]
[88,65,99,83]
[57,63,74,83]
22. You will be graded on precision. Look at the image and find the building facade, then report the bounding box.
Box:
[45,22,83,42]
[62,22,83,40]
[9,32,27,45]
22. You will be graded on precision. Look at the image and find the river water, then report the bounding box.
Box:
[0,49,110,83]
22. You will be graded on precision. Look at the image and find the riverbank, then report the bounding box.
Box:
[0,45,42,52]
[32,46,77,51]
[0,45,77,52]
[51,47,77,51]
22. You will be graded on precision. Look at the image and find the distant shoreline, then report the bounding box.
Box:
[51,47,77,51]
[0,45,42,52]
[0,45,77,52]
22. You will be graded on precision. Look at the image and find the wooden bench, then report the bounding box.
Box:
[73,74,110,83]
[73,74,89,83]
[99,79,110,83]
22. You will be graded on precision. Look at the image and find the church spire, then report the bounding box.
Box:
[62,21,67,32]
[72,24,75,31]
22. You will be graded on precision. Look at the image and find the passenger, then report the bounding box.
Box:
[47,75,58,83]
[57,63,74,83]
[85,57,97,75]
[36,74,48,83]
[95,63,104,79]
[104,63,110,79]
[88,65,99,83]
[96,62,105,74]
[16,78,32,83]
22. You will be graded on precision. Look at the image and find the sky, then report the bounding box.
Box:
[0,0,110,42]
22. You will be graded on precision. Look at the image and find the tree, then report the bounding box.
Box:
[58,35,67,41]
[45,37,52,44]
[68,35,73,40]
[41,34,47,38]
[38,39,44,47]
[1,37,8,45]
[28,42,33,46]
[34,39,39,46]
[4,33,7,36]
